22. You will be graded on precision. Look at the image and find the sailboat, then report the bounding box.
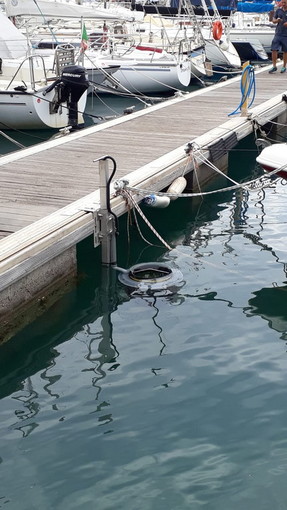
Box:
[139,0,241,69]
[189,0,241,69]
[0,11,89,130]
[82,2,211,94]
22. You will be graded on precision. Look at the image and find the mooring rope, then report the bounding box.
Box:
[0,130,25,148]
[117,158,285,200]
[117,188,172,250]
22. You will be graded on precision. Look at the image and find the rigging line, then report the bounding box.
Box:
[194,150,248,188]
[191,150,204,196]
[181,152,192,177]
[79,53,119,82]
[0,130,25,148]
[189,66,207,87]
[90,78,164,103]
[32,0,59,44]
[265,118,287,127]
[31,91,105,120]
[119,188,172,250]
[122,166,280,198]
[89,89,123,117]
[0,120,50,140]
[132,206,161,247]
[90,64,155,106]
[256,132,287,144]
[104,61,189,95]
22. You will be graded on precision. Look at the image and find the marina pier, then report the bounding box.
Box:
[1,64,287,339]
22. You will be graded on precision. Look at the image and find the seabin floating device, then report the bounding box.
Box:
[115,262,184,296]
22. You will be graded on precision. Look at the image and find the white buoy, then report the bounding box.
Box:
[219,40,229,51]
[142,194,170,208]
[166,176,187,201]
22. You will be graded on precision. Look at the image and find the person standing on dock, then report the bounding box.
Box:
[269,0,287,73]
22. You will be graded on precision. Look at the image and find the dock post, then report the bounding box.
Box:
[98,157,117,266]
[240,61,250,117]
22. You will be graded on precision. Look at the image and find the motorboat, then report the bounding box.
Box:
[0,60,89,130]
[0,13,89,130]
[0,11,122,128]
[256,143,287,179]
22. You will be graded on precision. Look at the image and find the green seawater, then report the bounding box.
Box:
[2,132,287,509]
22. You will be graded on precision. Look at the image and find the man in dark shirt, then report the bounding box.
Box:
[269,0,287,73]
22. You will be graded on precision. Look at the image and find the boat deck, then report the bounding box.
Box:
[1,64,285,239]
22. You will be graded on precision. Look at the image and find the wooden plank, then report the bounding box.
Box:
[0,64,285,241]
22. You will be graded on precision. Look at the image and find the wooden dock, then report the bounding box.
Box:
[1,63,287,337]
[1,64,287,237]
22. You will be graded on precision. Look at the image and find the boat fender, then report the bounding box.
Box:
[142,194,170,208]
[212,20,223,41]
[166,176,187,201]
[219,40,229,51]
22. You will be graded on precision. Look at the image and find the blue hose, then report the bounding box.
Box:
[228,64,256,116]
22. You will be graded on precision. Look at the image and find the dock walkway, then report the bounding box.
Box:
[1,65,286,239]
[2,64,287,333]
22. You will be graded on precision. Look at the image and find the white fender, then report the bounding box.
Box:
[166,176,187,201]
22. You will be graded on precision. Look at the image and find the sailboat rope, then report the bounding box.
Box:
[116,153,283,200]
[116,187,172,250]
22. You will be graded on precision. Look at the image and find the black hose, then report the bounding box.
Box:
[102,155,119,233]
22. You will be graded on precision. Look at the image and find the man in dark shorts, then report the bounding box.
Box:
[269,0,287,73]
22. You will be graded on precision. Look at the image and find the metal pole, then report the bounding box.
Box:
[99,159,117,266]
[240,61,250,117]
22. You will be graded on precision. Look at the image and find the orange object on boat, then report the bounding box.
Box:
[212,20,223,41]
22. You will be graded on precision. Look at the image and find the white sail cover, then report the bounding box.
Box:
[0,11,28,57]
[5,0,135,20]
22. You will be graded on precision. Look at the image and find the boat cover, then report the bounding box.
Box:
[4,0,136,20]
[0,11,28,58]
[237,1,274,12]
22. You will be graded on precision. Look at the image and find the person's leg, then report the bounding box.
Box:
[282,51,287,69]
[269,35,281,71]
[269,49,278,72]
[280,40,287,71]
[272,49,278,67]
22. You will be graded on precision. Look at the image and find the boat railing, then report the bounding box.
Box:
[53,44,75,76]
[6,54,48,91]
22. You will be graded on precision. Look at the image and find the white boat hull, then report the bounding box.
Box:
[256,143,287,178]
[108,60,192,93]
[0,88,87,130]
[204,39,241,69]
[189,47,210,80]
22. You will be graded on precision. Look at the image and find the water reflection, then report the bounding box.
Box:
[81,313,119,401]
[12,377,40,438]
[3,137,287,508]
[247,285,287,338]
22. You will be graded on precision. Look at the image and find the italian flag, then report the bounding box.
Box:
[81,23,89,52]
